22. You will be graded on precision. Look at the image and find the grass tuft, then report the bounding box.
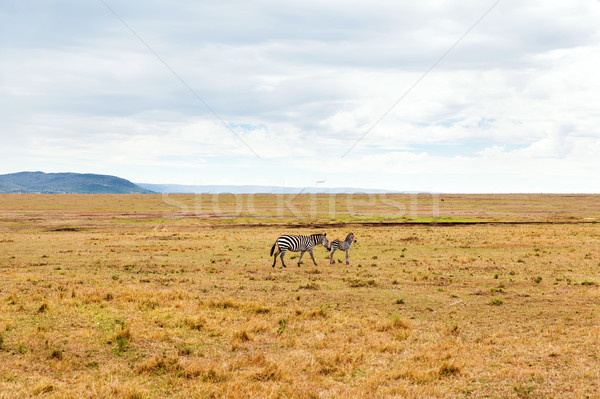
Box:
[209,298,240,309]
[136,356,182,375]
[347,278,376,288]
[183,316,205,331]
[33,384,54,395]
[299,282,319,290]
[254,362,283,382]
[438,362,460,377]
[233,329,253,343]
[379,316,411,332]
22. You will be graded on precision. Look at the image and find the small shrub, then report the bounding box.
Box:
[49,349,63,360]
[115,337,128,355]
[113,328,131,355]
[276,319,287,335]
[395,298,405,305]
[86,361,99,368]
[37,303,49,313]
[534,276,542,284]
[449,325,459,336]
[489,299,503,306]
[581,281,596,286]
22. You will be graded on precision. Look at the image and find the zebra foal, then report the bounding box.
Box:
[270,233,330,268]
[329,232,357,265]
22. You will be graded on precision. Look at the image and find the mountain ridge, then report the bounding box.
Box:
[0,172,405,194]
[0,172,153,194]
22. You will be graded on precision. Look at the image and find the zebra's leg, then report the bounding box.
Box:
[330,248,337,264]
[280,250,287,268]
[308,249,318,266]
[272,248,281,267]
[345,250,350,265]
[298,251,306,266]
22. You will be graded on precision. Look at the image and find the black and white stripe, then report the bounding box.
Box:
[329,232,357,265]
[270,233,330,268]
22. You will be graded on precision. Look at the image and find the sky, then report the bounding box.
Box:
[1,0,600,193]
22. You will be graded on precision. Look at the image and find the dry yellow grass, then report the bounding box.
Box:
[1,194,600,398]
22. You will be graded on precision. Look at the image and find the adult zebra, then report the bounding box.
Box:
[329,232,357,265]
[270,233,330,268]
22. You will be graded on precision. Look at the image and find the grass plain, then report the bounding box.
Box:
[1,194,600,398]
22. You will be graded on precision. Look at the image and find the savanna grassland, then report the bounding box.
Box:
[1,194,600,398]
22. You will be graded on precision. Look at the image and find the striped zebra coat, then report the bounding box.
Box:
[329,232,357,265]
[270,233,330,268]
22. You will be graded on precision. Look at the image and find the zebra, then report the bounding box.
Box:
[270,233,330,268]
[329,232,357,265]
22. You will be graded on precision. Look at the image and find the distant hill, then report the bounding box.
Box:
[0,172,154,194]
[137,183,400,194]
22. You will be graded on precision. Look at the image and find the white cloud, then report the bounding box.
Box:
[1,0,600,191]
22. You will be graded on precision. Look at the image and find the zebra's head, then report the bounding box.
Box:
[316,233,330,251]
[346,232,356,243]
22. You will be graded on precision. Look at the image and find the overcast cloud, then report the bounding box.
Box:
[1,0,599,192]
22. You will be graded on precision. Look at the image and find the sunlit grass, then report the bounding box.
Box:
[0,194,599,397]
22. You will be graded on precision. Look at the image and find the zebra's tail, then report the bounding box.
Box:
[270,242,277,256]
